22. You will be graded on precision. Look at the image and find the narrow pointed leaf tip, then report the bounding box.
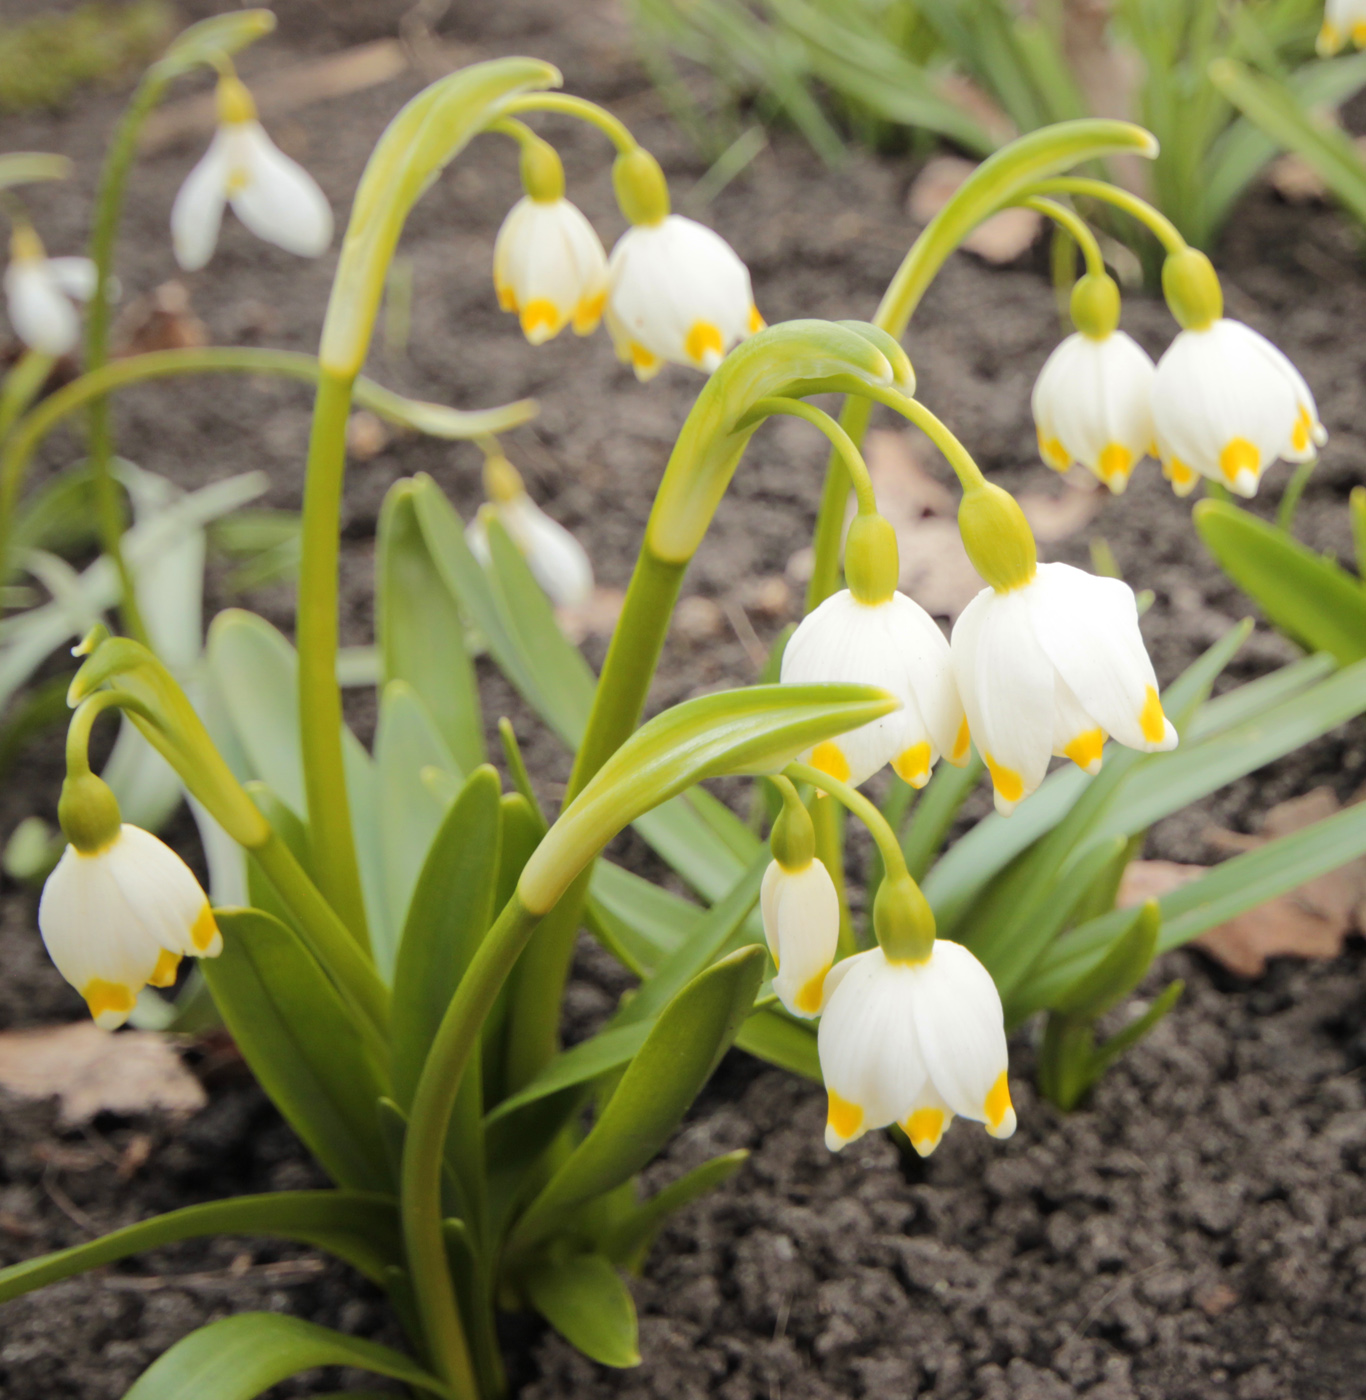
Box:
[519,683,897,914]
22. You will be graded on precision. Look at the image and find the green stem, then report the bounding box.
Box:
[0,350,53,443]
[402,893,541,1395]
[66,690,154,775]
[811,792,856,958]
[296,369,370,950]
[1025,177,1187,255]
[786,760,911,885]
[1019,196,1105,276]
[743,397,877,514]
[863,385,989,493]
[1277,455,1317,535]
[498,92,637,153]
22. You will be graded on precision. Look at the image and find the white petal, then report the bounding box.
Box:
[104,824,218,957]
[763,860,839,1019]
[4,258,78,355]
[45,256,97,302]
[228,122,333,258]
[171,129,232,271]
[951,585,1055,814]
[500,495,594,609]
[494,197,607,344]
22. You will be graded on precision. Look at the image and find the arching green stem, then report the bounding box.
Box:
[1025,177,1187,255]
[863,385,990,494]
[741,397,877,514]
[786,761,910,885]
[498,91,638,153]
[1018,196,1105,277]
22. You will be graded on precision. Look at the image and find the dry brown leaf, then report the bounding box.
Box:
[114,281,208,356]
[556,586,624,644]
[907,157,1042,264]
[0,1022,206,1125]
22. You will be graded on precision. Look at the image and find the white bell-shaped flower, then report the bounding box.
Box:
[818,940,1015,1156]
[39,824,222,1029]
[605,215,761,380]
[1319,0,1366,54]
[466,456,593,610]
[4,226,96,356]
[1152,319,1325,498]
[952,563,1177,816]
[761,856,839,1019]
[1032,329,1156,494]
[493,195,608,345]
[781,588,966,789]
[171,75,332,272]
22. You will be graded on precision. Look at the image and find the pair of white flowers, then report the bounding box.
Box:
[1033,276,1325,500]
[782,566,1174,818]
[493,195,761,379]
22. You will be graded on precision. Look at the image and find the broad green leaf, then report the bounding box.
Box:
[377,480,484,772]
[734,1005,820,1081]
[390,767,503,1110]
[520,683,896,914]
[123,1314,455,1400]
[633,793,754,902]
[599,1149,748,1270]
[484,1021,651,1128]
[1194,498,1366,664]
[375,680,461,967]
[1184,651,1335,742]
[0,1191,398,1302]
[203,908,389,1192]
[511,947,765,1251]
[522,1253,640,1368]
[588,863,701,974]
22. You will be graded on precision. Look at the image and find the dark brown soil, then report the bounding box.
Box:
[2,1,1366,1397]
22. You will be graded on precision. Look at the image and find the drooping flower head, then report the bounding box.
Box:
[172,73,333,272]
[952,484,1176,815]
[781,514,966,789]
[1319,0,1366,54]
[466,453,594,609]
[604,147,761,379]
[1152,249,1324,498]
[492,133,607,345]
[1032,272,1155,495]
[4,223,96,356]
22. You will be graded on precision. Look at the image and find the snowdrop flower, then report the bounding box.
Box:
[4,224,96,356]
[1032,274,1155,494]
[819,940,1015,1156]
[761,856,840,1018]
[493,195,608,345]
[172,73,332,272]
[1153,248,1324,498]
[40,823,221,1029]
[467,454,593,609]
[781,515,966,789]
[1319,0,1366,54]
[952,561,1177,815]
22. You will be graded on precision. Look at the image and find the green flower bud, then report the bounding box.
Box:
[958,481,1037,592]
[519,134,565,203]
[844,511,899,605]
[1161,248,1223,331]
[483,452,525,504]
[1070,272,1120,340]
[873,873,936,963]
[58,771,122,855]
[216,73,257,126]
[770,786,815,871]
[612,146,670,227]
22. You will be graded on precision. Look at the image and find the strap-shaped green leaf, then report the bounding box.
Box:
[1194,498,1366,664]
[377,480,484,773]
[0,1191,398,1303]
[600,1150,748,1271]
[510,947,765,1252]
[203,909,389,1192]
[589,862,702,973]
[122,1314,455,1400]
[522,1253,641,1368]
[1049,900,1160,1019]
[734,1005,820,1081]
[0,152,72,190]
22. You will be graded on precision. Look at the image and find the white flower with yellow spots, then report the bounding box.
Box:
[493,194,608,345]
[4,225,95,357]
[951,563,1177,816]
[39,824,222,1029]
[1319,0,1366,54]
[1152,319,1325,499]
[1032,328,1156,494]
[605,215,761,380]
[781,589,967,790]
[761,856,839,1019]
[171,75,332,272]
[818,940,1015,1156]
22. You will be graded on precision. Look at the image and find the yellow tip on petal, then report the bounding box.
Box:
[1292,405,1312,455]
[984,1070,1014,1136]
[684,319,725,367]
[748,304,765,334]
[1037,427,1070,473]
[1138,685,1166,745]
[904,1107,946,1157]
[1319,21,1342,55]
[825,1090,864,1149]
[1063,727,1105,776]
[809,740,852,784]
[949,715,971,766]
[628,340,662,380]
[892,741,932,789]
[1218,437,1260,489]
[84,979,136,1028]
[495,281,517,312]
[1354,20,1366,47]
[1165,457,1198,497]
[149,948,182,989]
[572,290,605,336]
[794,967,829,1015]
[191,903,222,956]
[520,298,564,345]
[1097,443,1133,490]
[983,752,1024,807]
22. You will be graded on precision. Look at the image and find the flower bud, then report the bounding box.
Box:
[1161,248,1223,331]
[612,146,670,227]
[958,482,1037,593]
[1069,271,1120,340]
[57,771,122,855]
[844,511,899,606]
[872,873,936,964]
